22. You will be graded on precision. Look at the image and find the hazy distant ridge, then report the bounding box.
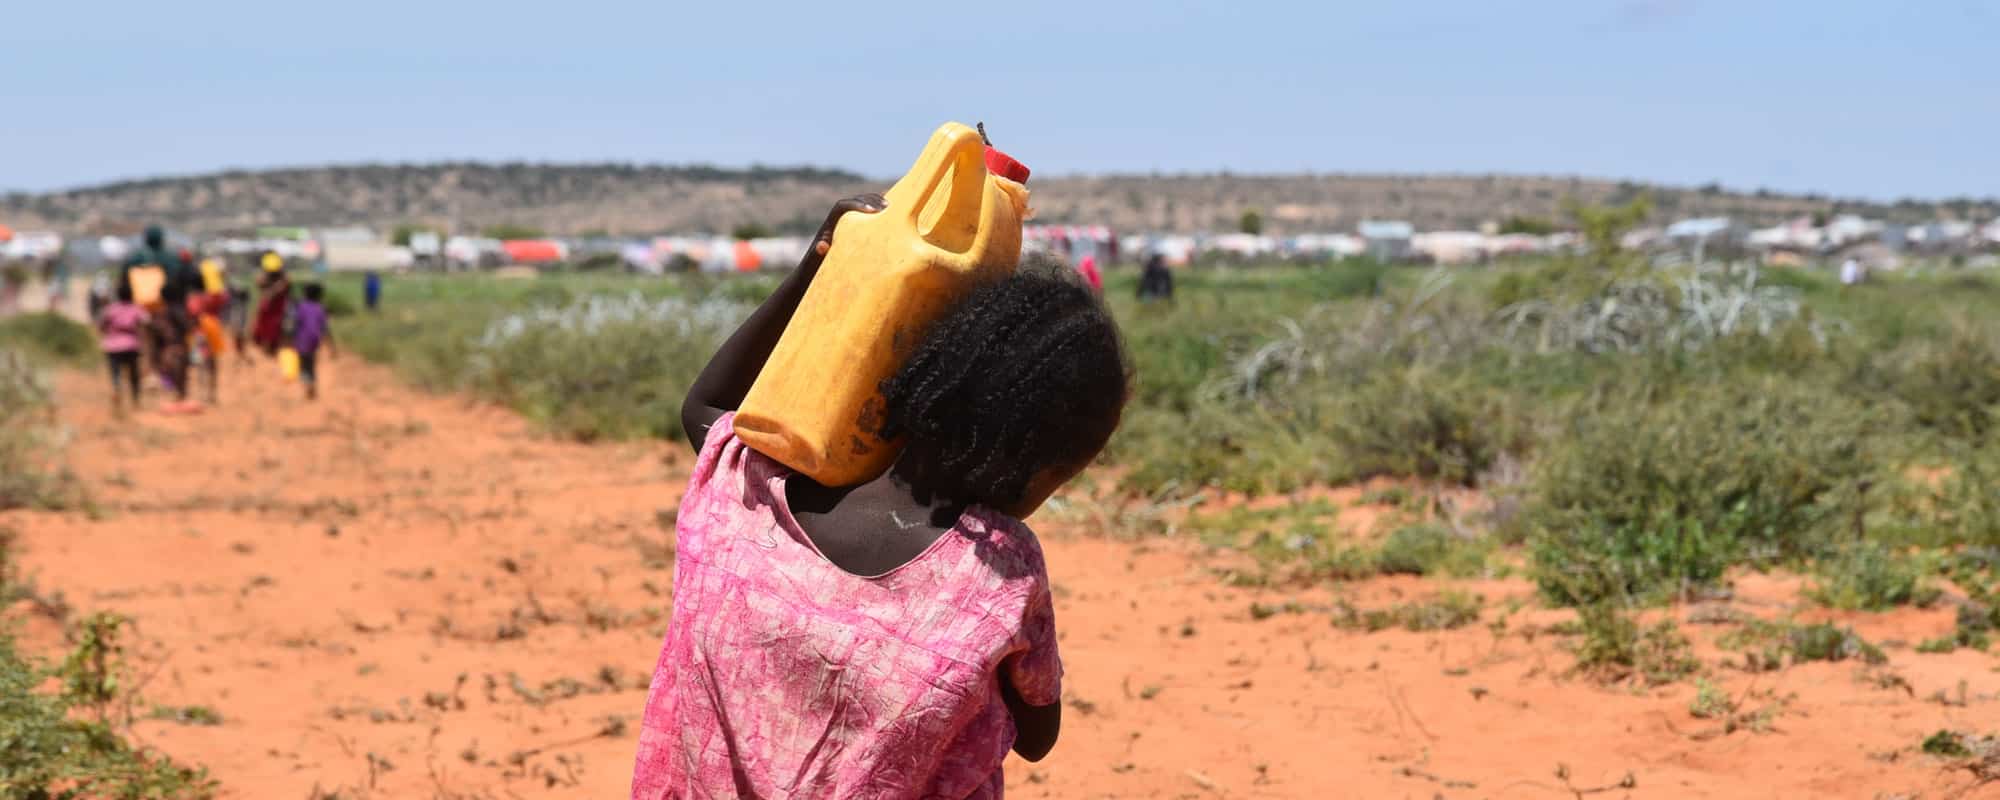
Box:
[5,163,1993,236]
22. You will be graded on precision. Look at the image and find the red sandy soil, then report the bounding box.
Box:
[5,360,1999,799]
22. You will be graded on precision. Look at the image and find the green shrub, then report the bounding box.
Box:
[341,307,487,393]
[1915,636,1959,654]
[1754,266,1834,294]
[1946,601,1998,652]
[1719,620,1886,669]
[1689,678,1731,719]
[463,295,746,441]
[1311,545,1385,580]
[1125,329,1228,413]
[319,286,359,317]
[1375,522,1490,577]
[1922,730,1975,758]
[342,284,748,443]
[519,282,576,309]
[1304,259,1390,300]
[0,628,213,798]
[0,351,82,511]
[1918,729,1999,766]
[1334,592,1483,632]
[0,312,96,365]
[1486,265,1572,310]
[1324,367,1522,485]
[1526,377,1877,605]
[1113,402,1340,495]
[1807,541,1940,611]
[1862,318,2000,440]
[1569,604,1699,685]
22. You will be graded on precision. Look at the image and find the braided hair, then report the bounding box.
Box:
[879,255,1130,509]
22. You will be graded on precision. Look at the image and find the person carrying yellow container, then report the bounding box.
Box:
[632,124,1131,798]
[119,225,194,309]
[732,121,1032,487]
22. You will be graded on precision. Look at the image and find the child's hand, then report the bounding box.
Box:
[812,193,887,258]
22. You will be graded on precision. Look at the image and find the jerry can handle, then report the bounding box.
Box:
[902,124,989,241]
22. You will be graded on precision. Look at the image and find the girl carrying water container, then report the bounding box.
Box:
[630,195,1130,798]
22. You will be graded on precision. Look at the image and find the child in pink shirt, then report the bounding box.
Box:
[96,284,148,416]
[632,195,1130,799]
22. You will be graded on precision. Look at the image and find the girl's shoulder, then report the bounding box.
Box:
[954,506,1052,584]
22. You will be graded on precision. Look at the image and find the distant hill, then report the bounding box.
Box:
[4,163,1993,236]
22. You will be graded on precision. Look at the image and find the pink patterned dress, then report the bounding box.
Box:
[631,413,1062,799]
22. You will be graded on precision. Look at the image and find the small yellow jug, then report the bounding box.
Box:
[735,121,1030,486]
[200,258,226,293]
[278,347,300,382]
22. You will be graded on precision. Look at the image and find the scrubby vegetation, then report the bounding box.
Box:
[0,533,213,798]
[338,206,2000,632]
[341,277,756,442]
[0,349,83,511]
[0,313,97,367]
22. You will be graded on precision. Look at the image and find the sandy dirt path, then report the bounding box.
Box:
[5,359,1998,799]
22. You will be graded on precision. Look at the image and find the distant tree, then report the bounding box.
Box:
[1811,211,1829,228]
[1238,209,1264,236]
[574,252,624,272]
[1562,193,1652,268]
[481,223,544,240]
[1698,181,1724,196]
[1498,215,1557,236]
[731,222,774,241]
[390,224,440,246]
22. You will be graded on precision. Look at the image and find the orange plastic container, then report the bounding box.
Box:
[129,265,166,308]
[734,121,1030,486]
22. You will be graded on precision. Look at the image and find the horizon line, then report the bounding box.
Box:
[10,160,1998,208]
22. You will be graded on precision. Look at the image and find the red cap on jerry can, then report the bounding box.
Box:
[984,146,1030,184]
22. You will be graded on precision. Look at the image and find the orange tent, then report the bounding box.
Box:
[732,240,762,272]
[0,223,13,242]
[502,240,565,264]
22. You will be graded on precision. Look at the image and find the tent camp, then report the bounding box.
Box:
[1359,221,1414,261]
[502,240,567,265]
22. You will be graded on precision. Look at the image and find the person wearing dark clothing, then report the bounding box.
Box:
[146,282,196,409]
[1137,254,1174,303]
[120,225,195,304]
[252,253,292,356]
[363,270,382,312]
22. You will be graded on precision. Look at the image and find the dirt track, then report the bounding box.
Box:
[5,359,1998,799]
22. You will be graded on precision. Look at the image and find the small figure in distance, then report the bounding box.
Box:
[1137,252,1175,304]
[292,282,336,401]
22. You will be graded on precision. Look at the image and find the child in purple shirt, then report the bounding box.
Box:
[293,283,335,400]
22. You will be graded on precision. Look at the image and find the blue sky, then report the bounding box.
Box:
[3,1,1993,200]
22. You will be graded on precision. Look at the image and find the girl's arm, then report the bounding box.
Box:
[678,193,885,452]
[1001,680,1061,761]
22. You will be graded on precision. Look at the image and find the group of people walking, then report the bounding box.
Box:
[92,225,338,415]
